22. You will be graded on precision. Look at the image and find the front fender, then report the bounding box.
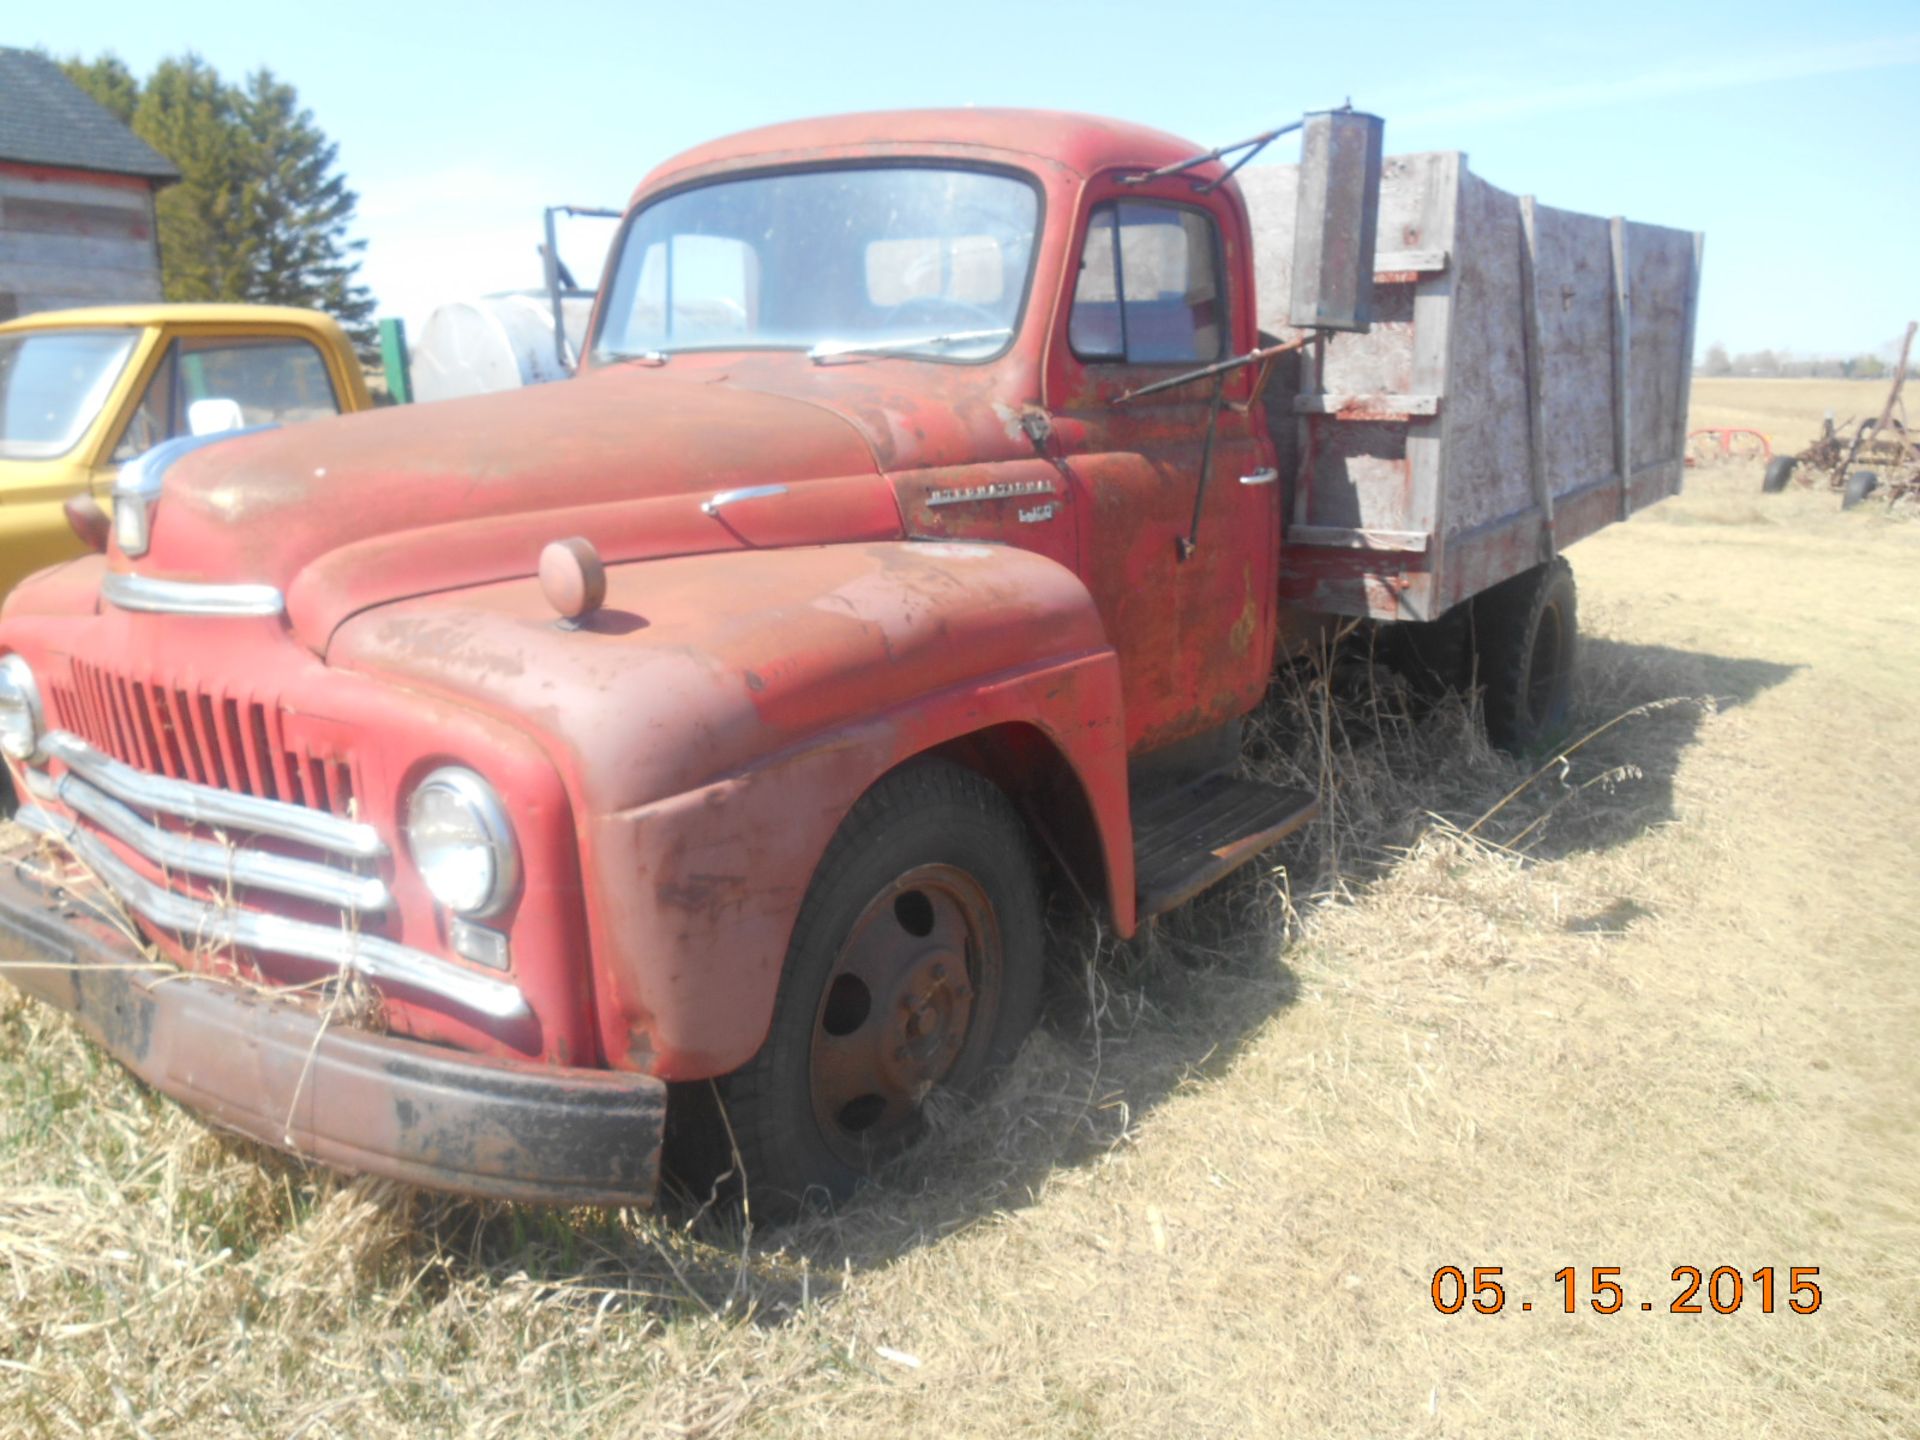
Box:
[330,541,1132,1077]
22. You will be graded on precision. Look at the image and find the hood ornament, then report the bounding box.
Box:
[539,537,607,628]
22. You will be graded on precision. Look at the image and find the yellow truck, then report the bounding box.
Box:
[0,303,371,598]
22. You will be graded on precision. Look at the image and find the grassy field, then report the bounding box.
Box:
[1689,375,1905,452]
[2,381,1917,1437]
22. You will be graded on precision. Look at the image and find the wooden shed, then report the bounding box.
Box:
[0,48,179,320]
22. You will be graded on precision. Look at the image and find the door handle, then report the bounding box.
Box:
[1238,467,1279,486]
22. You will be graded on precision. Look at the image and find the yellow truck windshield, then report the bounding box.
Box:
[0,328,139,461]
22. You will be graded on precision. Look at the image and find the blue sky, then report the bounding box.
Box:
[20,0,1920,357]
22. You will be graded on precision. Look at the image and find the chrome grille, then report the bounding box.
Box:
[20,730,525,1023]
[50,661,356,816]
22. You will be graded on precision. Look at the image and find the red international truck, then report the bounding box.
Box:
[0,109,1701,1211]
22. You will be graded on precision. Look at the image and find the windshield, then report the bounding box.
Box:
[0,328,140,461]
[594,166,1040,363]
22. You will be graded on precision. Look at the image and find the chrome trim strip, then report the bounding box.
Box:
[112,426,274,559]
[28,769,390,913]
[43,732,386,860]
[19,807,527,1023]
[102,572,286,618]
[700,483,788,516]
[114,427,276,504]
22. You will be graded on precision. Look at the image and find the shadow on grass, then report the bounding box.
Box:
[1485,638,1801,861]
[169,636,1803,1327]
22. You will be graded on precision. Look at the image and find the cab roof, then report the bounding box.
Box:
[643,108,1217,192]
[0,303,345,334]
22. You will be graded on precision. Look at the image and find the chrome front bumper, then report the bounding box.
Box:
[0,856,662,1207]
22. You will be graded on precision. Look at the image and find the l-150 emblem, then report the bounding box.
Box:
[1018,503,1056,524]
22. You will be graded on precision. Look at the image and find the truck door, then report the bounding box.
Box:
[1045,187,1279,754]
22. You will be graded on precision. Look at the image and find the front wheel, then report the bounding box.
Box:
[712,759,1043,1214]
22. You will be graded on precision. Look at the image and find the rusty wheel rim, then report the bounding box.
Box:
[808,863,1003,1168]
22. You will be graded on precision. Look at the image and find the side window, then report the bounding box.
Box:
[111,335,341,463]
[177,336,340,427]
[1068,201,1225,365]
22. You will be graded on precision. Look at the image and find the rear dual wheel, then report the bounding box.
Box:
[710,759,1043,1213]
[1374,560,1579,755]
[1476,558,1578,754]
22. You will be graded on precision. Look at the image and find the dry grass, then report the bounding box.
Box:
[1688,375,1906,452]
[3,382,1918,1437]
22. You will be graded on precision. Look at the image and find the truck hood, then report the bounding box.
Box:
[127,364,903,651]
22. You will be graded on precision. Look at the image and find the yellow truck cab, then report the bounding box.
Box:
[0,304,370,597]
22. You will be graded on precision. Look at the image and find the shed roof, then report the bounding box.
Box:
[0,48,179,182]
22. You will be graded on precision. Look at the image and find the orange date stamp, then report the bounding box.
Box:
[1430,1266,1822,1316]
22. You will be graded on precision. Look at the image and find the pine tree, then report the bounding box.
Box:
[129,56,251,303]
[55,53,376,357]
[233,70,376,357]
[56,54,140,125]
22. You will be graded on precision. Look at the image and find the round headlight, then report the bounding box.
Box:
[405,768,518,917]
[0,655,45,764]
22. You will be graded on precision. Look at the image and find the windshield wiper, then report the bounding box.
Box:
[807,328,1011,364]
[601,349,669,366]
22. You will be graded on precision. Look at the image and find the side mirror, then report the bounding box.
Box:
[1288,109,1385,333]
[64,494,110,553]
[186,397,246,436]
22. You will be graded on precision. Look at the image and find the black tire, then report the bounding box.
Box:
[1474,558,1578,754]
[1762,455,1797,493]
[709,758,1043,1214]
[1842,470,1879,510]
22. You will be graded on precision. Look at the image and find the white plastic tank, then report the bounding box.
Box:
[409,291,596,402]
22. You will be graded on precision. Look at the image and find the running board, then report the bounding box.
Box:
[1132,773,1320,919]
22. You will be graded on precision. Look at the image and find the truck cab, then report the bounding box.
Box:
[582,113,1285,759]
[0,303,370,597]
[0,110,1698,1213]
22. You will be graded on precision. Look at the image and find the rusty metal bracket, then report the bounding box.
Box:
[1113,333,1314,407]
[1118,118,1306,193]
[1178,374,1231,562]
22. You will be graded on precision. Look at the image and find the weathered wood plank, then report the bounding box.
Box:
[1373,248,1448,276]
[1676,232,1705,465]
[1610,215,1633,520]
[1291,393,1440,417]
[1287,524,1431,552]
[1517,195,1556,561]
[0,175,153,211]
[0,232,157,269]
